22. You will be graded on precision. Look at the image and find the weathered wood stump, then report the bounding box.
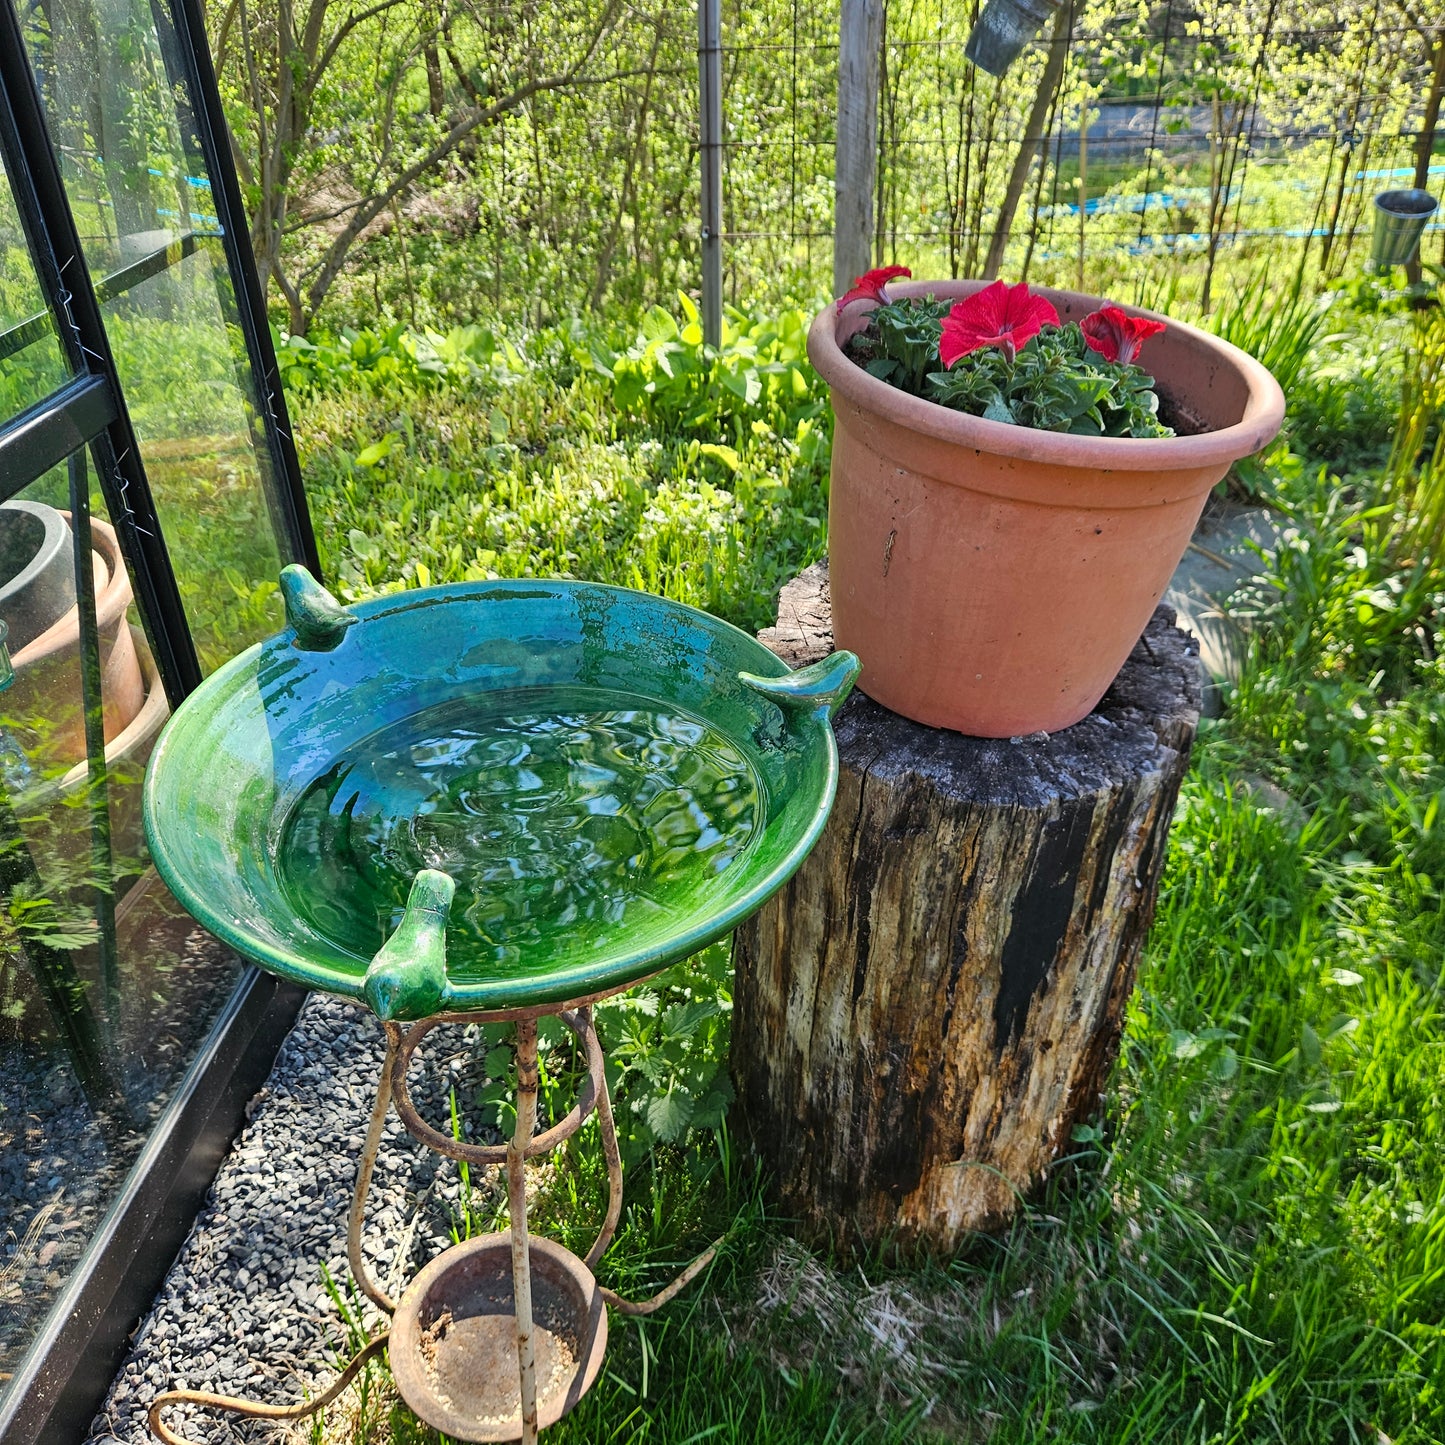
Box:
[732,561,1201,1252]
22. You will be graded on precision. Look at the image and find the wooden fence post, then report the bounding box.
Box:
[834,0,884,297]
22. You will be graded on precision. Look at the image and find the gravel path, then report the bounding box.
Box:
[85,994,505,1445]
[2,916,240,1394]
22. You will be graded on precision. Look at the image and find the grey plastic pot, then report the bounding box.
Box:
[0,501,77,652]
[1371,189,1438,271]
[964,0,1061,75]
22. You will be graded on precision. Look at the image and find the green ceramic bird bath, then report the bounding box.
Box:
[143,568,858,1021]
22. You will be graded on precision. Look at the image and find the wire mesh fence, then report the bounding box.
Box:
[717,0,1444,312]
[310,0,1444,326]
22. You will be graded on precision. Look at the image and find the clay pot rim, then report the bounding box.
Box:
[11,512,133,669]
[22,624,167,799]
[808,278,1286,474]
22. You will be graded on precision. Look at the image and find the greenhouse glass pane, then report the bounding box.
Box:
[0,454,243,1403]
[21,0,287,673]
[0,155,70,422]
[99,247,287,673]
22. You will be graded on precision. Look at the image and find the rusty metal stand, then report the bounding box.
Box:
[149,1003,720,1445]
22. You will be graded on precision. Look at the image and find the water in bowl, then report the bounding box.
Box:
[278,687,764,979]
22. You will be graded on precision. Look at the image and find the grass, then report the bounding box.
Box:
[288,284,1445,1445]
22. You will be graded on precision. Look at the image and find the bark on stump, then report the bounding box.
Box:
[732,561,1201,1252]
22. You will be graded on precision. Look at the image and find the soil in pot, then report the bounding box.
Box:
[1155,391,1210,438]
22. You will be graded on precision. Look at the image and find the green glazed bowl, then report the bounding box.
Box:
[143,570,857,1020]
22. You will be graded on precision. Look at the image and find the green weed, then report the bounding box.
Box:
[292,302,828,635]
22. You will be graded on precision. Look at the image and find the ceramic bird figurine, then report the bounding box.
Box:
[363,869,455,1021]
[280,564,358,651]
[737,650,861,719]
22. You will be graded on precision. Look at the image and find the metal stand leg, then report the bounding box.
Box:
[389,1006,726,1318]
[148,1335,390,1445]
[149,1029,403,1443]
[509,1017,540,1445]
[584,1022,623,1270]
[589,1059,721,1316]
[347,1026,400,1314]
[149,1005,724,1445]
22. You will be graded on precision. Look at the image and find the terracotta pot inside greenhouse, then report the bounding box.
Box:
[16,624,169,881]
[6,512,146,769]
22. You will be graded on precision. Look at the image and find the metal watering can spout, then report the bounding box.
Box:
[965,0,1062,75]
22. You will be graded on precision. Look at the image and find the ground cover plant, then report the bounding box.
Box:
[276,272,1445,1444]
[288,299,830,635]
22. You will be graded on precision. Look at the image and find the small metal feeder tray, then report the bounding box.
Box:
[390,1234,607,1441]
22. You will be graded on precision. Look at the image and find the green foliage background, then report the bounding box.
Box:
[207,0,1444,335]
[276,274,1445,1445]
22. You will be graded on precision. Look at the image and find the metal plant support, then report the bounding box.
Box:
[698,0,723,347]
[150,1004,721,1444]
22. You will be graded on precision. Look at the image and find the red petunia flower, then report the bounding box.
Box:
[836,265,913,312]
[939,280,1060,366]
[1080,304,1167,365]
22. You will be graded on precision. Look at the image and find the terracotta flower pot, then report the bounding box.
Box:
[7,513,146,766]
[809,280,1286,736]
[17,625,171,879]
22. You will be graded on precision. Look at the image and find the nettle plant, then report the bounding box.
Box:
[840,269,1173,439]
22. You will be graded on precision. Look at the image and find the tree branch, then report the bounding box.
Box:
[213,0,242,71]
[316,0,417,78]
[983,1,1073,279]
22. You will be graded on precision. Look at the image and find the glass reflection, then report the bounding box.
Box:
[21,0,202,275]
[21,0,288,674]
[0,156,70,419]
[0,455,243,1398]
[101,246,286,674]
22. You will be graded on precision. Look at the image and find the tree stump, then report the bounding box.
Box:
[732,561,1201,1252]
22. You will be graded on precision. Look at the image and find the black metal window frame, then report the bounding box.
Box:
[0,231,203,368]
[0,0,318,1436]
[0,0,321,701]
